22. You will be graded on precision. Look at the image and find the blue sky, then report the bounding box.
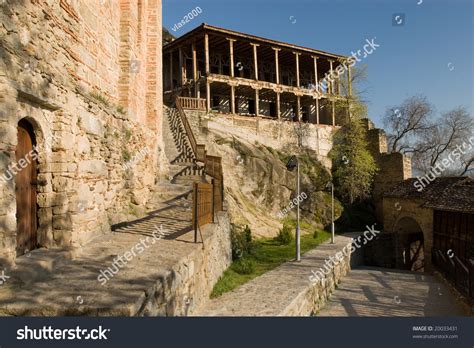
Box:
[163,0,473,127]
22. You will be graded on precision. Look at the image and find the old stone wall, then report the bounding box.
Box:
[0,0,164,265]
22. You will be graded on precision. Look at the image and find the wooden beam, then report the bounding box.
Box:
[179,47,184,85]
[315,98,320,125]
[332,99,336,126]
[296,95,301,121]
[294,52,301,88]
[347,64,352,97]
[169,51,173,90]
[255,89,259,116]
[192,42,198,97]
[312,56,319,92]
[205,33,210,75]
[273,48,280,84]
[230,85,235,114]
[228,38,235,78]
[276,92,280,120]
[251,43,259,80]
[206,81,211,112]
[329,59,334,95]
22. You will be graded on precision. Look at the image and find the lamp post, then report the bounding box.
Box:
[326,181,335,244]
[286,155,301,261]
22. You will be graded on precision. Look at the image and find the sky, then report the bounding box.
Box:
[163,0,473,128]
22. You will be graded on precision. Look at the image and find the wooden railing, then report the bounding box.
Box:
[177,96,206,111]
[175,96,198,157]
[175,97,225,242]
[432,248,473,299]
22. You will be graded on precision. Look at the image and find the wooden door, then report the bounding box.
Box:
[15,120,37,256]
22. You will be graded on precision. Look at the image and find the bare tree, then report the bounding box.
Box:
[384,96,474,176]
[384,95,434,153]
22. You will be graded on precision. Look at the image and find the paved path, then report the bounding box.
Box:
[194,235,355,316]
[318,267,468,316]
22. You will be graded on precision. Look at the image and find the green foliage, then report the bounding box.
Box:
[231,224,258,260]
[275,222,294,245]
[116,104,126,115]
[123,128,133,141]
[232,258,255,275]
[313,229,320,239]
[90,91,110,107]
[330,117,378,205]
[211,231,331,298]
[122,149,131,162]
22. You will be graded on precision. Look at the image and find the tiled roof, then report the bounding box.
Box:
[384,177,474,213]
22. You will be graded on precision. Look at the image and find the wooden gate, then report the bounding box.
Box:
[15,120,38,256]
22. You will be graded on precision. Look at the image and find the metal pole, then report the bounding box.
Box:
[331,182,335,244]
[296,160,301,261]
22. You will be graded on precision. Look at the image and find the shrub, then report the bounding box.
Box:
[275,223,293,245]
[232,258,255,275]
[313,229,319,239]
[231,224,257,260]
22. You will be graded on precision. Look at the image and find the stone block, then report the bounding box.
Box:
[78,160,107,176]
[79,111,105,136]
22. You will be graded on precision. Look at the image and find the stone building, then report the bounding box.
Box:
[383,177,474,274]
[0,0,164,265]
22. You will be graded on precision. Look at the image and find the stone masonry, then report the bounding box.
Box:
[0,0,165,265]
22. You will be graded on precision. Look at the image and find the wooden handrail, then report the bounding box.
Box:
[177,96,206,111]
[175,96,198,157]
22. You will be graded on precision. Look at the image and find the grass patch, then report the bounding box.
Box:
[211,229,331,298]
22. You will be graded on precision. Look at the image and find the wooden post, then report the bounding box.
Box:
[193,182,198,243]
[313,56,319,92]
[276,92,281,120]
[294,52,301,87]
[205,33,210,112]
[296,95,301,121]
[273,48,280,84]
[228,39,235,78]
[332,99,336,126]
[255,89,259,117]
[192,42,198,97]
[205,33,210,75]
[179,47,184,86]
[230,85,235,114]
[315,98,320,125]
[329,59,334,94]
[252,44,259,80]
[347,64,352,97]
[169,51,173,90]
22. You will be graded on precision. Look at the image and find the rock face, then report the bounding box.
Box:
[0,0,165,265]
[184,110,343,237]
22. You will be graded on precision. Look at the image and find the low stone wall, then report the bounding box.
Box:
[136,212,232,316]
[195,234,360,316]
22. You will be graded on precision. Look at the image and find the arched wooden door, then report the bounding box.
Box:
[15,120,38,256]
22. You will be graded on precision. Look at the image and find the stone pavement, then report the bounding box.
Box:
[318,267,468,316]
[194,234,356,316]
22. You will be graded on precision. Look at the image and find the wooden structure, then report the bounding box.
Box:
[175,97,224,242]
[164,24,352,126]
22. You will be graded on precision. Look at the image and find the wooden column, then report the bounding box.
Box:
[296,95,301,121]
[205,33,210,75]
[347,64,352,97]
[169,51,173,90]
[294,52,301,87]
[312,56,319,92]
[228,39,235,77]
[315,98,320,125]
[230,85,235,114]
[255,89,259,117]
[192,42,198,97]
[332,99,336,126]
[179,47,184,86]
[273,48,280,84]
[329,59,334,94]
[276,92,281,120]
[251,44,259,80]
[205,33,210,111]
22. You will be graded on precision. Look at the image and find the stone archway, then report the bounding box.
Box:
[394,217,425,272]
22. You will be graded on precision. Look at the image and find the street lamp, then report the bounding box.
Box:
[326,181,335,244]
[286,155,301,261]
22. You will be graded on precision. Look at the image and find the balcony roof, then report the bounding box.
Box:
[163,23,349,61]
